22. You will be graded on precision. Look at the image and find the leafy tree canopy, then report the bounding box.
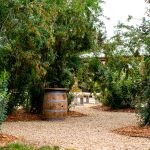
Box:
[0,0,104,113]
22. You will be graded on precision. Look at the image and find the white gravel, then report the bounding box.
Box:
[2,104,150,150]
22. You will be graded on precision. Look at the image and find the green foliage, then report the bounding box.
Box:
[0,143,33,150]
[108,17,150,124]
[0,143,61,150]
[78,18,150,110]
[0,0,104,113]
[0,71,9,127]
[0,98,7,126]
[44,0,103,88]
[67,92,75,111]
[79,16,150,125]
[137,58,150,125]
[84,56,141,109]
[38,146,60,150]
[104,73,138,108]
[110,18,149,109]
[29,82,44,113]
[0,0,56,113]
[0,143,75,150]
[77,58,97,92]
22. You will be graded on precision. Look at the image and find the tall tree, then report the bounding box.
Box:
[0,0,104,113]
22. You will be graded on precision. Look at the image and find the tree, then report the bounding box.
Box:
[0,0,104,113]
[0,0,57,113]
[45,0,104,88]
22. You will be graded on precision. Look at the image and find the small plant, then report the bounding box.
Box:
[67,92,75,111]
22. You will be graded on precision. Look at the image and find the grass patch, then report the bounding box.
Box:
[37,146,60,150]
[0,143,75,150]
[0,143,60,150]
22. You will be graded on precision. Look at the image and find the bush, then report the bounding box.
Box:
[0,96,7,126]
[0,71,8,127]
[137,78,150,126]
[85,57,141,109]
[136,56,150,126]
[67,92,75,111]
[106,75,138,109]
[138,100,150,126]
[94,67,139,109]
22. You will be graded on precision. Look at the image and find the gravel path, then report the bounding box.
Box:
[2,104,150,150]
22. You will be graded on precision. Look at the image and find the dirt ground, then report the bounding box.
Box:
[1,104,150,149]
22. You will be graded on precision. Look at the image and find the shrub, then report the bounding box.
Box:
[0,71,8,127]
[0,95,7,127]
[106,75,138,109]
[85,56,141,109]
[93,65,140,109]
[67,92,75,111]
[137,78,150,126]
[136,55,150,126]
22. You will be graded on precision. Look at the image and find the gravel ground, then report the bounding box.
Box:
[2,104,150,150]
